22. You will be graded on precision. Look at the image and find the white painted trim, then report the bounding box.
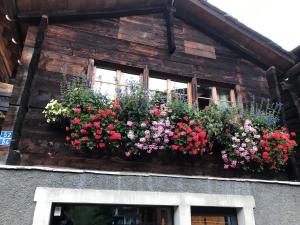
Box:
[33,187,255,225]
[1,165,300,186]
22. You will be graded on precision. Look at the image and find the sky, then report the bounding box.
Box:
[208,0,300,51]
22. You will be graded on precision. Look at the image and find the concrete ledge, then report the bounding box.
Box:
[1,164,300,186]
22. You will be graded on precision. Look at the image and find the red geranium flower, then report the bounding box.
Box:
[87,106,94,111]
[98,143,105,149]
[262,152,269,160]
[107,124,115,131]
[93,122,101,129]
[72,118,81,125]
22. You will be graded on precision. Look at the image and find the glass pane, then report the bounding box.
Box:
[172,81,188,102]
[217,87,230,102]
[93,82,117,99]
[217,87,231,108]
[120,72,140,85]
[197,83,212,99]
[95,68,117,83]
[50,204,173,225]
[149,78,167,92]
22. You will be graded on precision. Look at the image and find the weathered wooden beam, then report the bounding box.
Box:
[6,15,48,165]
[0,26,14,77]
[142,65,149,91]
[280,61,300,81]
[17,5,165,24]
[191,76,198,106]
[164,1,176,54]
[266,66,299,180]
[176,11,270,71]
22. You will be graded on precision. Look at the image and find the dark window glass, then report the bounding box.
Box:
[50,204,173,225]
[191,207,238,225]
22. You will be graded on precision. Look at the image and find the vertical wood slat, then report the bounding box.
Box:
[142,65,149,90]
[188,81,192,106]
[230,89,236,107]
[6,15,48,165]
[86,58,95,87]
[211,86,218,104]
[191,77,198,106]
[167,79,172,102]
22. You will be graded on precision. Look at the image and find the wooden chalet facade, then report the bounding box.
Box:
[0,1,300,225]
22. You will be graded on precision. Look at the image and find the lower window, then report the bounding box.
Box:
[50,204,173,225]
[191,207,238,225]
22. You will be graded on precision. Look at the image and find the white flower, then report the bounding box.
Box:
[235,138,240,143]
[245,138,250,143]
[241,143,246,148]
[141,122,147,127]
[242,132,246,137]
[254,135,261,139]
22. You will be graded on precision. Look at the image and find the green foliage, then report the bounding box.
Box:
[199,104,235,142]
[60,75,106,110]
[168,96,198,123]
[42,99,69,124]
[117,86,150,123]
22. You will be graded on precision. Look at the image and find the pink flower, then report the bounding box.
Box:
[65,136,70,141]
[125,152,131,157]
[224,164,229,169]
[80,129,87,134]
[127,121,133,126]
[189,120,195,126]
[72,118,81,125]
[73,108,81,114]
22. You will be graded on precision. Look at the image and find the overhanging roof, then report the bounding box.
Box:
[9,0,299,71]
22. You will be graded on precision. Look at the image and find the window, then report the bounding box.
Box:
[50,204,173,225]
[191,207,238,225]
[197,81,236,110]
[91,64,236,108]
[149,77,189,102]
[92,67,141,99]
[33,188,255,225]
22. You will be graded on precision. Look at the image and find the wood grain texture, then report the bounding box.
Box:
[12,14,278,177]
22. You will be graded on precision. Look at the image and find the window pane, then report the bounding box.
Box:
[217,87,231,108]
[95,68,117,83]
[149,78,167,92]
[120,72,140,85]
[217,87,230,102]
[172,81,188,102]
[50,204,173,225]
[198,84,212,99]
[93,82,117,99]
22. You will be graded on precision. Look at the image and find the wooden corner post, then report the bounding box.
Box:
[4,15,48,165]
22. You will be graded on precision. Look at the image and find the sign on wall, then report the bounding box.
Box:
[0,131,13,146]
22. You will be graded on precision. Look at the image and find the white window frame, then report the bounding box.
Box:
[32,187,255,225]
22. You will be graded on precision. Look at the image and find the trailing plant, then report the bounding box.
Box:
[43,99,69,124]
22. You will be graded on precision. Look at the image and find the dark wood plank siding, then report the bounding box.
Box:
[16,13,273,176]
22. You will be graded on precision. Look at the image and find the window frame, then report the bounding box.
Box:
[197,80,237,108]
[32,187,255,225]
[89,61,237,109]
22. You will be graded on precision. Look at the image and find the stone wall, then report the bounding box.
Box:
[0,166,299,225]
